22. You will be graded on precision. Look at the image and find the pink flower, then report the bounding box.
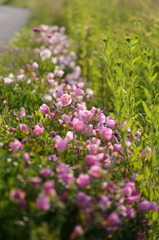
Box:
[121,186,132,196]
[40,168,52,178]
[55,137,68,152]
[113,144,122,152]
[125,137,132,147]
[70,225,84,239]
[102,128,113,140]
[62,114,71,123]
[88,165,102,178]
[23,153,30,165]
[29,177,42,187]
[138,200,150,211]
[72,119,85,132]
[50,131,57,138]
[90,107,99,114]
[36,196,50,210]
[32,62,39,69]
[56,90,63,98]
[61,173,75,185]
[96,113,106,122]
[125,195,140,205]
[60,94,72,106]
[19,123,29,134]
[107,212,121,225]
[10,189,26,208]
[139,147,152,158]
[32,124,44,137]
[126,207,137,219]
[82,124,93,136]
[48,154,57,161]
[131,174,138,181]
[87,144,99,154]
[96,122,105,132]
[44,181,56,195]
[149,201,159,211]
[121,121,127,128]
[65,131,73,141]
[9,139,23,151]
[125,181,135,190]
[78,110,93,122]
[76,103,85,110]
[19,107,25,118]
[10,189,25,200]
[54,69,64,77]
[32,28,41,32]
[85,155,97,165]
[19,123,28,131]
[106,119,116,129]
[39,104,50,114]
[56,163,70,175]
[3,77,13,84]
[76,192,91,209]
[118,205,127,217]
[76,174,90,188]
[75,88,84,96]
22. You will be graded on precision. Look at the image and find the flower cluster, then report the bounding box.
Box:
[0,25,157,240]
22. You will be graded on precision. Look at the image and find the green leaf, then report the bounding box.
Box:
[144,88,151,103]
[132,56,141,64]
[142,101,151,119]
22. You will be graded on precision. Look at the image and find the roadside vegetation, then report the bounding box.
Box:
[0,0,159,239]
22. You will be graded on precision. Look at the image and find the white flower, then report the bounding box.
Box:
[40,49,52,61]
[42,94,52,102]
[86,88,94,96]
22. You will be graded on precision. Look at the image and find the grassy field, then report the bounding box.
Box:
[0,0,159,240]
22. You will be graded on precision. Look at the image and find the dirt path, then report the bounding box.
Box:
[0,5,30,48]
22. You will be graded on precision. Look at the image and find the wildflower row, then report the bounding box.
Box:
[1,25,158,240]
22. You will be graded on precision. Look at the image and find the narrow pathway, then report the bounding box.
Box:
[0,5,30,48]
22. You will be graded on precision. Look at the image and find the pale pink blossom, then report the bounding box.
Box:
[32,124,44,137]
[60,94,72,106]
[19,107,25,118]
[65,131,73,141]
[3,77,13,84]
[88,165,102,178]
[39,104,50,114]
[72,119,85,132]
[96,113,106,122]
[75,88,84,96]
[78,110,93,122]
[9,139,23,151]
[102,128,113,140]
[62,114,71,123]
[54,69,64,77]
[55,137,68,152]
